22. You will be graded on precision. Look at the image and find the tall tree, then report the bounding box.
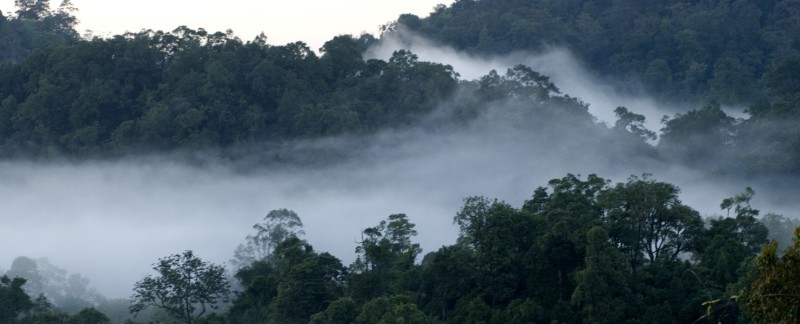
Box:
[350,214,422,300]
[232,209,305,270]
[659,101,736,167]
[129,250,230,324]
[613,106,656,141]
[14,0,50,20]
[720,187,769,253]
[599,174,703,272]
[0,275,34,322]
[743,226,800,322]
[453,196,535,307]
[571,227,634,324]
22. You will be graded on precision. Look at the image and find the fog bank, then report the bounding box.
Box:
[1,107,782,299]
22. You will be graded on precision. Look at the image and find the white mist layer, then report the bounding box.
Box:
[0,116,779,299]
[367,31,690,133]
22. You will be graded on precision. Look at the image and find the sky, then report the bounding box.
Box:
[0,0,451,50]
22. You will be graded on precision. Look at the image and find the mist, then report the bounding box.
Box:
[368,29,713,133]
[1,32,794,302]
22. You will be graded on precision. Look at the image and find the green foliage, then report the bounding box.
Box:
[161,173,790,323]
[349,214,422,300]
[719,187,769,254]
[398,0,800,176]
[355,295,435,324]
[129,250,229,324]
[325,297,359,324]
[598,174,704,271]
[0,275,33,322]
[418,245,476,321]
[614,106,657,141]
[400,0,799,103]
[68,307,111,324]
[271,253,346,323]
[571,227,634,324]
[0,28,459,158]
[454,197,535,307]
[743,227,800,322]
[4,256,103,313]
[658,101,736,166]
[231,209,305,270]
[227,238,346,324]
[0,0,78,63]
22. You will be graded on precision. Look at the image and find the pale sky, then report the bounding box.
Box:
[1,0,451,50]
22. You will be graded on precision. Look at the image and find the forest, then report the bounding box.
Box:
[1,0,800,323]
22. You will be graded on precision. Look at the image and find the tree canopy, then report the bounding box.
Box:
[129,250,229,324]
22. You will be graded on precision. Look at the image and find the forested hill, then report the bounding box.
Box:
[386,0,800,177]
[395,0,799,104]
[1,0,800,177]
[0,31,462,158]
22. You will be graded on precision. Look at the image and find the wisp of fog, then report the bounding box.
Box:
[368,28,701,132]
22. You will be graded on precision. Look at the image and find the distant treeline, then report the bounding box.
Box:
[0,28,460,158]
[395,0,800,104]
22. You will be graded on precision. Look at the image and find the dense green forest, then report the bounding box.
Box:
[389,0,800,176]
[394,0,799,104]
[3,0,800,322]
[1,1,799,175]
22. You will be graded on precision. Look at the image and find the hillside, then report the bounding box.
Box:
[383,0,800,177]
[397,0,800,104]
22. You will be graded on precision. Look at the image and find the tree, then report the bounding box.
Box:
[743,226,800,322]
[232,209,305,270]
[613,106,656,141]
[324,297,358,324]
[349,214,423,300]
[720,187,769,253]
[453,197,534,307]
[4,256,103,312]
[14,0,50,20]
[271,252,346,323]
[129,250,230,324]
[477,65,560,102]
[658,101,736,167]
[571,227,634,323]
[355,295,436,324]
[44,0,79,38]
[320,35,365,81]
[0,275,34,322]
[599,174,703,272]
[418,245,476,320]
[228,237,346,324]
[68,307,111,324]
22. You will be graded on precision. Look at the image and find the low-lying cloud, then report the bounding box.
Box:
[0,114,777,299]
